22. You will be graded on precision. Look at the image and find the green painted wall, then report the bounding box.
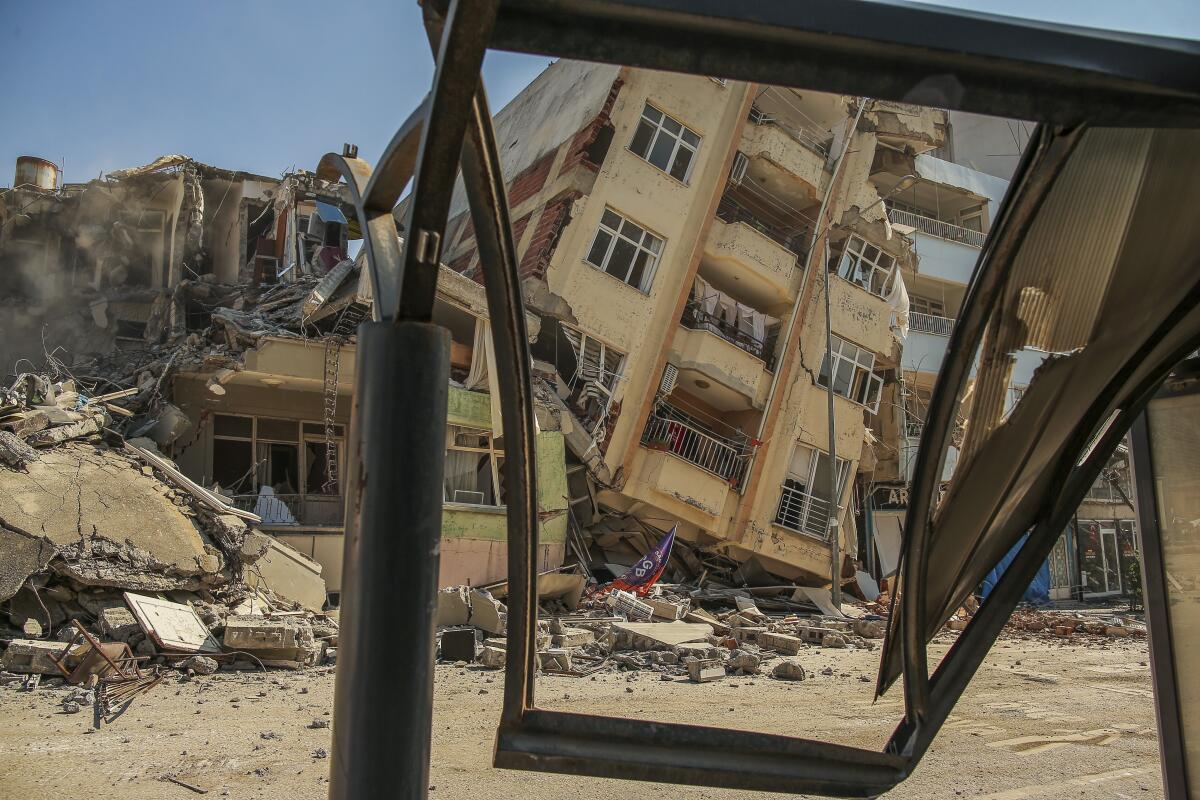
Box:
[441,387,568,545]
[447,386,492,429]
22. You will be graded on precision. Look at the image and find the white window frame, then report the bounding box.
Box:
[910,295,947,317]
[628,103,701,183]
[958,203,986,232]
[584,208,664,292]
[444,425,505,507]
[774,444,850,538]
[837,235,898,298]
[818,334,884,413]
[211,414,345,500]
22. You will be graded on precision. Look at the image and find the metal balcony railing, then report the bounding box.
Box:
[641,410,750,489]
[748,105,832,157]
[681,301,776,369]
[773,482,833,539]
[715,195,810,259]
[909,310,956,336]
[888,208,987,248]
[232,492,345,527]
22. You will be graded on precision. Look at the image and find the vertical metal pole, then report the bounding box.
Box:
[330,320,449,800]
[824,245,842,608]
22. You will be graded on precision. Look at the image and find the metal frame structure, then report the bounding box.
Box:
[1129,367,1199,799]
[325,1,1200,797]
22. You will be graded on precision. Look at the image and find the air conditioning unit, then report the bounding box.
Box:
[729,152,748,186]
[453,490,486,505]
[659,363,679,396]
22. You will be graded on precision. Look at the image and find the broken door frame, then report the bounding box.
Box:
[325,1,1200,798]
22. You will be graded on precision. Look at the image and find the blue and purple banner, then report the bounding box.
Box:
[606,526,676,597]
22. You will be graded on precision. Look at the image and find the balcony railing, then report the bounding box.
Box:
[909,310,956,336]
[773,483,833,539]
[716,195,809,259]
[889,208,987,248]
[748,105,832,157]
[641,409,750,489]
[232,493,345,527]
[681,301,776,369]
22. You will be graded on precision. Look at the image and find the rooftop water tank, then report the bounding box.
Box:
[14,156,59,192]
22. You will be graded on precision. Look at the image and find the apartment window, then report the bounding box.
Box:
[958,204,985,232]
[818,335,884,413]
[910,295,947,317]
[629,103,701,182]
[774,444,850,538]
[836,235,898,298]
[585,208,664,292]
[444,425,505,506]
[211,414,345,525]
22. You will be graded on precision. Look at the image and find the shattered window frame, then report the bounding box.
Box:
[444,424,505,507]
[584,207,664,292]
[628,102,701,183]
[817,334,884,412]
[836,234,898,298]
[211,413,345,505]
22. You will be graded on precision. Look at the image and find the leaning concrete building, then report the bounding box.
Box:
[437,61,945,587]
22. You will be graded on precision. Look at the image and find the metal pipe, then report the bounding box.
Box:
[822,98,868,608]
[330,321,449,800]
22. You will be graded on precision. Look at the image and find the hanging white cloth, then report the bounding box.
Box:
[465,318,489,390]
[886,268,910,341]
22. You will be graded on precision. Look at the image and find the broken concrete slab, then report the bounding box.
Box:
[613,621,712,650]
[792,587,845,619]
[551,627,595,648]
[468,589,505,635]
[0,431,40,467]
[437,586,471,627]
[687,658,724,683]
[0,525,56,602]
[538,649,573,672]
[97,606,140,643]
[758,631,805,655]
[772,660,806,680]
[645,597,686,621]
[243,536,326,612]
[0,639,74,675]
[478,645,506,669]
[25,412,106,447]
[1,444,216,591]
[223,616,322,667]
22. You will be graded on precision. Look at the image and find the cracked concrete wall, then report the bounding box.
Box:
[0,442,225,593]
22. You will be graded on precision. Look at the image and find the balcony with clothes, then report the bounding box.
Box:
[639,395,754,491]
[705,184,813,308]
[739,86,844,198]
[674,276,779,411]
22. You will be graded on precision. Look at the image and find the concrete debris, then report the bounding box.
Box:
[0,370,337,681]
[687,658,724,683]
[772,660,807,681]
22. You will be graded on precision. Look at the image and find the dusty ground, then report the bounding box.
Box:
[0,635,1160,800]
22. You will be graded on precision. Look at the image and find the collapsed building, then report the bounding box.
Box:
[434,62,941,590]
[0,153,570,606]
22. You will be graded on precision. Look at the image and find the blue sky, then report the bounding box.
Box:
[0,1,551,183]
[1,1,1195,185]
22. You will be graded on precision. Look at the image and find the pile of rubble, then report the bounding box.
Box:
[1,372,336,714]
[1000,607,1147,641]
[435,583,886,683]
